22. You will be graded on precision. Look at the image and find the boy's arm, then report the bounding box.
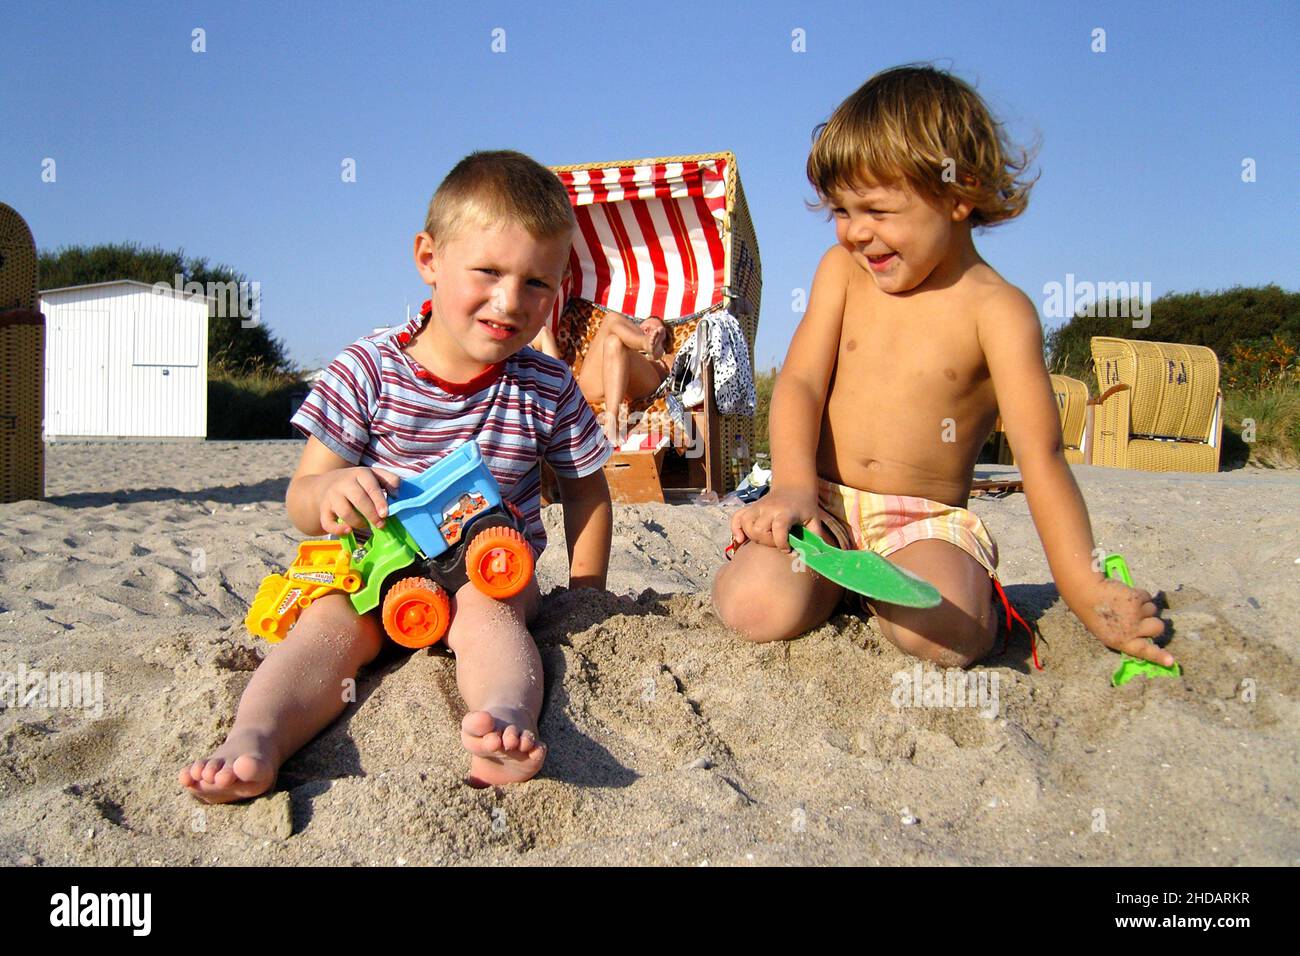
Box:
[287,436,399,536]
[553,468,612,590]
[979,290,1172,665]
[770,245,850,493]
[731,246,848,551]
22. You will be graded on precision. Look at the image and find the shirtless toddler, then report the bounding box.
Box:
[712,65,1172,670]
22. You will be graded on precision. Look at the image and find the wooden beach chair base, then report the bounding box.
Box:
[603,448,669,503]
[540,399,722,507]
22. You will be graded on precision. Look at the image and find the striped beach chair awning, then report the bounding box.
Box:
[548,156,733,331]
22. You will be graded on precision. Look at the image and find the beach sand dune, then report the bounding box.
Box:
[0,441,1296,865]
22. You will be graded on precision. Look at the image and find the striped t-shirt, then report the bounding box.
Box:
[290,314,612,556]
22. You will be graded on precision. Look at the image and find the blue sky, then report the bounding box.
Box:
[3,0,1296,371]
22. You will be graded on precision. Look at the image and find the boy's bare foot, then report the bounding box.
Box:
[178,728,279,804]
[461,708,546,787]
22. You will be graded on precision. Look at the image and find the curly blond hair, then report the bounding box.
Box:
[806,64,1038,228]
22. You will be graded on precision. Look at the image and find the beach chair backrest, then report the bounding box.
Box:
[1090,337,1220,441]
[1,202,44,503]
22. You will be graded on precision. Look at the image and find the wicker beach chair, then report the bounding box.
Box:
[0,202,44,503]
[992,374,1091,466]
[1087,336,1223,472]
[1053,374,1090,464]
[544,153,761,503]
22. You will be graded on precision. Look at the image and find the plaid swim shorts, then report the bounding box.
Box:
[814,477,1000,580]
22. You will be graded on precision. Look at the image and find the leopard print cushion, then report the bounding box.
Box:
[555,297,600,374]
[555,298,699,448]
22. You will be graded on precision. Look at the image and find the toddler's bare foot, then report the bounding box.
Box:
[178,728,279,804]
[461,708,546,787]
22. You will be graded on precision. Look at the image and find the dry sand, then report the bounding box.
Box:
[0,441,1296,866]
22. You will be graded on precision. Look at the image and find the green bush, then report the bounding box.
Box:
[1224,335,1299,391]
[207,364,308,440]
[1046,284,1300,383]
[754,366,777,458]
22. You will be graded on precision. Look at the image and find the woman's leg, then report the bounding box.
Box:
[578,314,671,444]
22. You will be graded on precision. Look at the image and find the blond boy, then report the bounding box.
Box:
[713,66,1172,670]
[181,151,612,801]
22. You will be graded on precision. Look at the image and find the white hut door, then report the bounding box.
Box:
[51,310,109,435]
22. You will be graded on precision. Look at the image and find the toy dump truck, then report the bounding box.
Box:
[245,441,533,648]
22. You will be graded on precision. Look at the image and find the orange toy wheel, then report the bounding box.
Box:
[465,526,534,600]
[381,577,451,648]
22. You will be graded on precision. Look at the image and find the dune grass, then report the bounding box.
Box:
[1224,380,1300,467]
[207,363,308,440]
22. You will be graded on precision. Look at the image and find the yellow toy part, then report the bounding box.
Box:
[244,540,361,642]
[285,540,362,592]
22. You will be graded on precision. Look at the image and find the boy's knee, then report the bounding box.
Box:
[878,617,993,669]
[292,594,385,660]
[450,577,537,630]
[711,562,758,638]
[711,559,801,643]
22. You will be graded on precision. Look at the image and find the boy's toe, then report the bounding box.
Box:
[501,725,520,752]
[461,711,505,755]
[461,710,496,739]
[230,753,270,785]
[466,741,548,787]
[213,765,238,788]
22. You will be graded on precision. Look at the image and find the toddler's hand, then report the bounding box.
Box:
[1078,577,1175,667]
[730,486,824,553]
[316,466,402,535]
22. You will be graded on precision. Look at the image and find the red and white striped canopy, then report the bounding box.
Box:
[549,158,730,331]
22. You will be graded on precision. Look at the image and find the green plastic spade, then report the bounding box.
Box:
[1103,553,1182,687]
[787,525,942,608]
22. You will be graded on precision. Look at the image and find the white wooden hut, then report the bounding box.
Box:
[39,280,209,439]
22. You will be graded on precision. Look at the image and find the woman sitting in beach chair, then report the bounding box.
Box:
[536,152,762,499]
[533,310,671,443]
